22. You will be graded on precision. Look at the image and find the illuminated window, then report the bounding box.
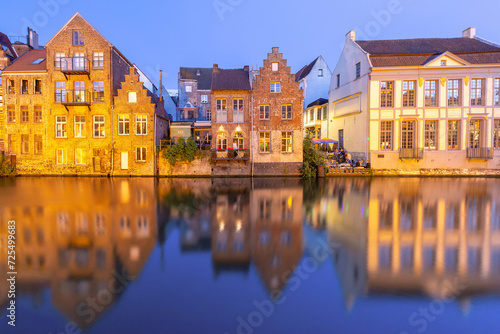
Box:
[424,120,437,150]
[21,135,29,154]
[135,147,146,162]
[55,116,67,138]
[380,81,393,107]
[74,115,86,138]
[34,135,42,155]
[281,131,293,153]
[424,80,438,107]
[93,81,104,102]
[402,81,415,107]
[217,132,227,150]
[447,120,460,150]
[56,149,67,164]
[93,51,104,68]
[118,115,130,135]
[470,78,484,106]
[93,115,105,138]
[136,115,147,135]
[21,106,29,123]
[75,148,85,165]
[380,121,393,150]
[259,132,270,153]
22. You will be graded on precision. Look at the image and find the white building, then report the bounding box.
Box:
[329,28,500,168]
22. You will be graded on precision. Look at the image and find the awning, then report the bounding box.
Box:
[313,138,338,144]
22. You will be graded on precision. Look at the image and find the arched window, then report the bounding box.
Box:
[233,132,244,150]
[217,132,227,150]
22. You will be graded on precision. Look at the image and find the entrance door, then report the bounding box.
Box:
[121,152,129,170]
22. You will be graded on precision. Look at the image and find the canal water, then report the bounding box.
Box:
[0,177,499,334]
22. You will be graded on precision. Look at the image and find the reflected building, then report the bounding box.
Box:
[211,179,252,272]
[368,178,500,298]
[0,178,157,329]
[251,179,304,296]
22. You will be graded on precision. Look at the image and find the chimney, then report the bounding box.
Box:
[272,47,279,54]
[243,65,249,72]
[346,30,356,43]
[213,63,219,72]
[27,28,39,49]
[462,27,476,38]
[159,70,163,98]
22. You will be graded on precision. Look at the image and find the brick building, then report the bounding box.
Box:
[210,64,252,176]
[0,32,19,151]
[251,47,304,175]
[2,13,168,175]
[2,49,47,170]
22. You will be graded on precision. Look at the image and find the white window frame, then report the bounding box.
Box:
[201,95,208,103]
[136,147,146,162]
[56,148,67,165]
[75,148,85,165]
[185,85,192,93]
[74,115,86,138]
[270,82,281,93]
[272,62,279,72]
[118,115,130,135]
[136,115,147,135]
[55,116,67,138]
[93,115,105,138]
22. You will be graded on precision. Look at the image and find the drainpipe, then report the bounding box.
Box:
[111,103,114,176]
[250,90,254,177]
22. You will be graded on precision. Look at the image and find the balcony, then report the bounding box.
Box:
[55,57,90,75]
[211,150,250,161]
[399,147,424,160]
[466,147,493,159]
[55,89,91,107]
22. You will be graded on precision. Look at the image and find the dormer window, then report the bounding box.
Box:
[272,62,279,72]
[31,58,45,64]
[441,60,447,66]
[318,69,323,77]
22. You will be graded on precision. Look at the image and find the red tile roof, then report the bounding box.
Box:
[3,49,47,72]
[356,37,500,67]
[211,68,251,91]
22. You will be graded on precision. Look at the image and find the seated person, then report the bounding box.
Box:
[365,160,371,169]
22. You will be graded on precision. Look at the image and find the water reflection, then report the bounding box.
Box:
[0,177,499,333]
[0,178,157,329]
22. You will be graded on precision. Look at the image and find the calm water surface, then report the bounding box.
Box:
[0,177,499,334]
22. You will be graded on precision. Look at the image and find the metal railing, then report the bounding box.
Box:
[55,89,91,105]
[466,147,493,159]
[399,147,424,159]
[55,57,90,73]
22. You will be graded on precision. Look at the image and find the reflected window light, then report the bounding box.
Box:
[130,246,140,261]
[378,245,392,270]
[57,212,69,235]
[120,216,131,235]
[281,231,291,246]
[137,190,147,206]
[271,256,281,267]
[219,222,225,232]
[445,204,460,230]
[95,214,106,235]
[120,180,130,203]
[400,245,413,270]
[217,241,227,252]
[259,231,270,246]
[236,220,242,232]
[422,246,436,271]
[138,217,149,237]
[77,213,88,236]
[467,247,481,274]
[444,247,458,272]
[233,241,244,252]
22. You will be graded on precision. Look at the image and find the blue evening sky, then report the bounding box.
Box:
[1,0,499,89]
